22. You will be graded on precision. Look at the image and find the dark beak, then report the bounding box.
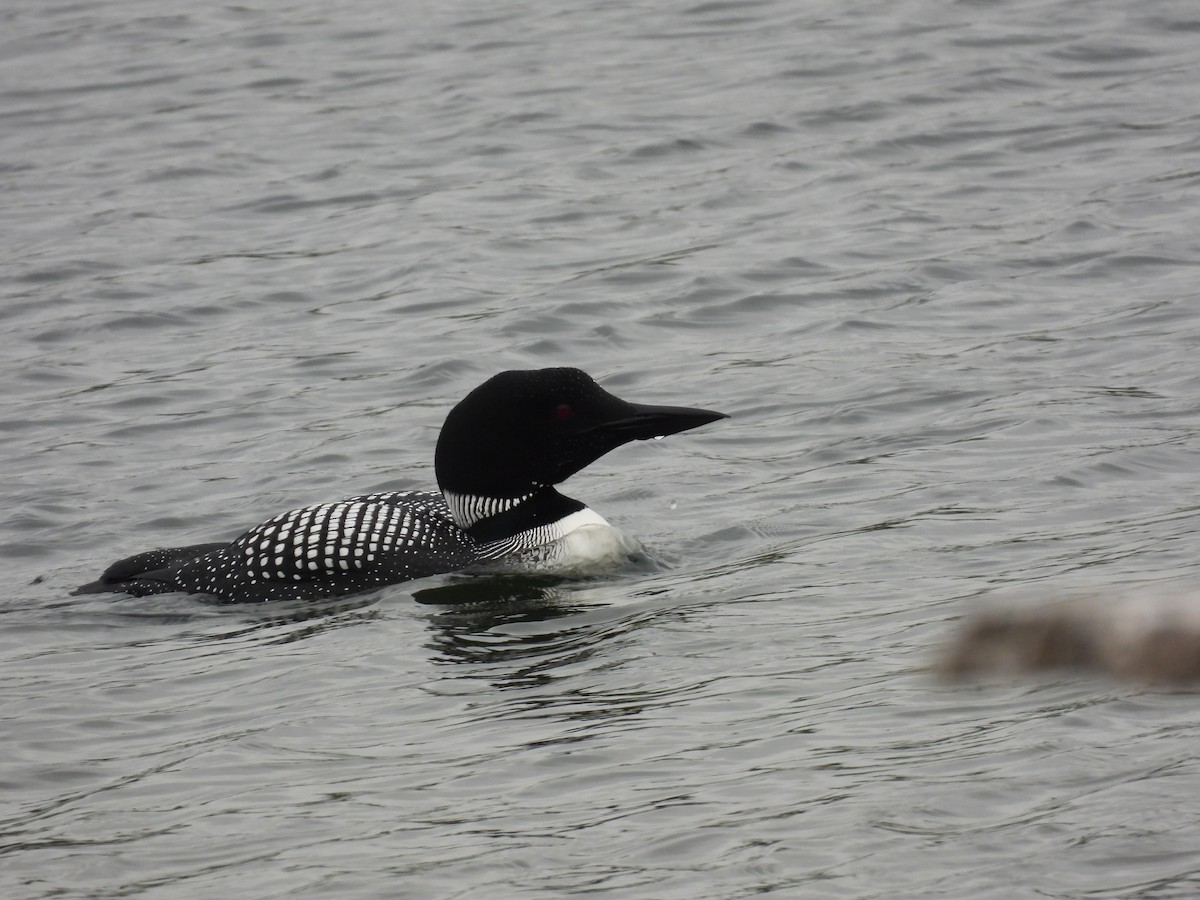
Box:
[592,402,729,441]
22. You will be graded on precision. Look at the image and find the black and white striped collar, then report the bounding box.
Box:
[442,490,536,530]
[441,487,586,543]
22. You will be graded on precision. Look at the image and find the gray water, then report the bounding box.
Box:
[4,0,1200,896]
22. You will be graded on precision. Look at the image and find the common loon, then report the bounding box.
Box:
[76,368,727,602]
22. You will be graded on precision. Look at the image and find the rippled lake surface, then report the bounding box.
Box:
[4,0,1200,896]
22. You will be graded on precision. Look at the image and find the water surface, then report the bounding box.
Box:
[4,0,1200,896]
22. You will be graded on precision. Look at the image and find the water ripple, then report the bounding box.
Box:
[5,0,1200,896]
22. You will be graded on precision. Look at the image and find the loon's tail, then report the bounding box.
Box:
[74,543,231,596]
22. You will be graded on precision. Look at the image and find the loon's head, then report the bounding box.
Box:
[434,368,727,501]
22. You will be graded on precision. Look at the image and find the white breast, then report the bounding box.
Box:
[474,507,644,576]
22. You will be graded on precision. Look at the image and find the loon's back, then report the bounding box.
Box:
[76,368,727,603]
[76,491,478,602]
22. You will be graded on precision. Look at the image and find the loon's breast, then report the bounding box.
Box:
[472,507,644,576]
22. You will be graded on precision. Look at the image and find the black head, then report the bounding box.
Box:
[434,368,727,498]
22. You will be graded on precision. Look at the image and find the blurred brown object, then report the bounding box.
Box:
[939,589,1200,685]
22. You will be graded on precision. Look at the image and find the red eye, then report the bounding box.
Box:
[554,403,574,421]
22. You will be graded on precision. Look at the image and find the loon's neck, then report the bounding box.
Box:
[442,486,586,543]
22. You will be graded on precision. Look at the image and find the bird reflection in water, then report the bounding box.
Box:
[415,573,653,680]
